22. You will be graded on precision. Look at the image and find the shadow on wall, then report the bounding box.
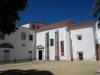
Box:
[0,69,54,75]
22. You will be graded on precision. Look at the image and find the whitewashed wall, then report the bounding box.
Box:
[0,22,97,62]
[70,26,96,60]
[0,27,36,62]
[36,26,71,61]
[36,31,47,60]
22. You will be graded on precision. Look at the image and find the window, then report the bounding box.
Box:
[37,26,40,29]
[21,32,26,40]
[22,44,25,47]
[98,21,100,28]
[77,35,82,40]
[29,35,33,41]
[50,39,54,46]
[45,33,49,46]
[60,41,64,56]
[32,24,35,29]
[0,32,5,40]
[78,52,83,60]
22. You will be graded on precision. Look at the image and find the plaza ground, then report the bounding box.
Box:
[0,61,100,75]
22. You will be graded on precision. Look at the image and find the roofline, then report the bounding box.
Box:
[68,21,94,29]
[69,24,94,30]
[36,19,72,31]
[46,19,72,26]
[36,25,68,32]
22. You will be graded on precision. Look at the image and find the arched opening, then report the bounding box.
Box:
[0,42,14,48]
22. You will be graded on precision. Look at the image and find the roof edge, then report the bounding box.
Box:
[36,19,72,31]
[69,21,94,29]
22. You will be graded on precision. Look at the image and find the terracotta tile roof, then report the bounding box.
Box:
[69,21,94,29]
[36,19,72,31]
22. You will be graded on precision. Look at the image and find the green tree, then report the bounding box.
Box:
[91,0,100,19]
[0,0,28,35]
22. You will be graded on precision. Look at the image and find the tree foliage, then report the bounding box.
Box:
[91,0,100,19]
[0,0,27,35]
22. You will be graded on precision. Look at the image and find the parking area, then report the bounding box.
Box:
[0,61,100,75]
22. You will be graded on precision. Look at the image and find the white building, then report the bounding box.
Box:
[36,20,72,61]
[0,20,100,62]
[70,22,96,61]
[0,26,36,62]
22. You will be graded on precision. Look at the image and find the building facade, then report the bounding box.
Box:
[0,20,100,62]
[36,20,71,61]
[70,23,96,61]
[0,27,36,62]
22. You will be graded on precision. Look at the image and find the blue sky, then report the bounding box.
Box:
[17,0,95,25]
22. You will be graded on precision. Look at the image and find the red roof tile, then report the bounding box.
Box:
[69,21,94,29]
[36,19,72,31]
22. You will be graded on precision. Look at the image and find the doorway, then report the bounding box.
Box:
[4,50,9,61]
[29,51,32,60]
[78,52,83,60]
[96,44,100,60]
[39,50,42,60]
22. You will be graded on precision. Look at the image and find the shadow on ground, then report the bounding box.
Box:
[0,69,54,75]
